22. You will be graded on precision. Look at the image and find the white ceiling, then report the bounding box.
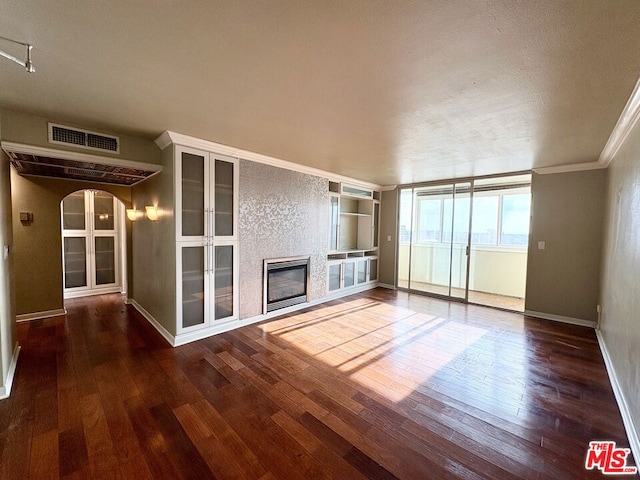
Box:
[1,1,639,186]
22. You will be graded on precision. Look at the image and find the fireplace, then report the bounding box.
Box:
[263,256,310,313]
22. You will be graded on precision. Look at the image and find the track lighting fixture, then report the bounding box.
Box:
[0,35,35,73]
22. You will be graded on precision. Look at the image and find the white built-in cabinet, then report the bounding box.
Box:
[62,190,122,298]
[327,182,380,293]
[174,145,239,335]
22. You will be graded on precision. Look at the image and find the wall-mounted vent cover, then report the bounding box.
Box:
[49,123,120,154]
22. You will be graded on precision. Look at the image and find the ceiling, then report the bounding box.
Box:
[1,1,639,186]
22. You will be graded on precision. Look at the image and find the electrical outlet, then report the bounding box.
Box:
[3,245,8,260]
[537,241,545,250]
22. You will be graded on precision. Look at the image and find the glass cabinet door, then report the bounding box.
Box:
[180,245,207,329]
[329,196,339,251]
[63,237,88,289]
[328,263,341,291]
[62,192,86,231]
[369,258,378,282]
[214,159,234,237]
[93,192,115,231]
[344,261,355,288]
[357,259,368,284]
[179,150,207,240]
[214,245,234,320]
[94,236,116,285]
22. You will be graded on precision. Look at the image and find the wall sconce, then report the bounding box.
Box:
[145,205,159,221]
[126,209,140,221]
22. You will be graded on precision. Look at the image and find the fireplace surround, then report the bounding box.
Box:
[263,256,310,313]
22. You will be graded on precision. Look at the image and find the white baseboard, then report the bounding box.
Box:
[16,308,67,323]
[128,283,380,348]
[64,286,122,300]
[524,310,597,329]
[0,343,21,400]
[596,329,640,466]
[321,282,379,302]
[129,300,176,347]
[377,283,396,290]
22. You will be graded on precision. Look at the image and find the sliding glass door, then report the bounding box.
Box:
[398,174,531,311]
[398,181,471,300]
[467,175,531,311]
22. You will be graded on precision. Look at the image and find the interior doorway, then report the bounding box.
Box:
[60,190,126,299]
[397,174,531,311]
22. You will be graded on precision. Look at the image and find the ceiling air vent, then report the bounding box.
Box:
[48,123,120,154]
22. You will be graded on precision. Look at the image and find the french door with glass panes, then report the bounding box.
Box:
[62,190,121,298]
[175,146,239,335]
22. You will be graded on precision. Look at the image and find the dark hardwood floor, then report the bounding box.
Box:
[0,288,634,479]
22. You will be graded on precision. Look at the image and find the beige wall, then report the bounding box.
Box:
[378,189,398,286]
[525,170,606,321]
[10,171,132,315]
[599,121,640,443]
[130,146,176,335]
[1,109,161,165]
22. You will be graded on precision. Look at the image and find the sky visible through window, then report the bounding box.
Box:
[399,183,531,247]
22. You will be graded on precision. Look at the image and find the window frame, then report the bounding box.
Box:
[405,186,530,250]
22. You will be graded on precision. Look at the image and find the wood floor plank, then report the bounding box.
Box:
[123,395,185,480]
[29,429,59,479]
[149,402,215,479]
[192,399,268,480]
[58,425,89,478]
[1,425,32,480]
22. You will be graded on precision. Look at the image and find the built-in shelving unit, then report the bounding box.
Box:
[61,190,121,298]
[174,145,239,338]
[327,182,380,293]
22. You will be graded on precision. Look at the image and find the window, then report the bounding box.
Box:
[471,196,499,245]
[400,186,531,248]
[500,194,531,246]
[399,189,413,243]
[442,197,470,243]
[416,198,441,242]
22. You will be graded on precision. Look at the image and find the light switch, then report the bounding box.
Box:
[3,245,8,260]
[387,235,392,242]
[538,241,546,250]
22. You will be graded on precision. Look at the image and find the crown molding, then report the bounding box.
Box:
[380,184,398,191]
[154,130,382,190]
[598,76,640,168]
[1,141,162,173]
[532,161,606,175]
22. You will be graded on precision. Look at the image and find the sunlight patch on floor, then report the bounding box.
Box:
[261,298,490,402]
